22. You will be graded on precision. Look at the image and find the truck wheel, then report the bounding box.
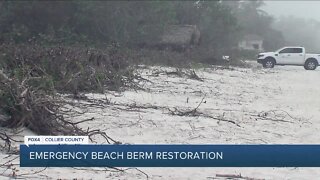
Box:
[263,58,275,68]
[304,59,318,70]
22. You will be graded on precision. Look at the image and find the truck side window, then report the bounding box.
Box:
[292,48,302,53]
[279,48,291,53]
[279,48,302,53]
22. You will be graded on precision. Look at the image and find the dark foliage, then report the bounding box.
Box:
[0,43,134,93]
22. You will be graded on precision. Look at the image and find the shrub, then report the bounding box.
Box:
[0,43,134,94]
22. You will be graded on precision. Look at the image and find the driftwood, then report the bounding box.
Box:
[0,69,80,134]
[0,70,120,146]
[216,173,264,180]
[0,132,12,152]
[165,68,204,81]
[168,97,240,127]
[255,110,298,123]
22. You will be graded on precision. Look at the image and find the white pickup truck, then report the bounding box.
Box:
[257,47,320,70]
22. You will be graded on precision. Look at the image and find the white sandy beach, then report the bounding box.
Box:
[1,63,320,179]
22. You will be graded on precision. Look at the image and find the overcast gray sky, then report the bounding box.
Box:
[261,1,320,20]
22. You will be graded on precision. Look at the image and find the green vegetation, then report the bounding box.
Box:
[0,1,283,53]
[0,1,285,134]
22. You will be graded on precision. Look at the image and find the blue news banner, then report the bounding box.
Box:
[20,145,320,167]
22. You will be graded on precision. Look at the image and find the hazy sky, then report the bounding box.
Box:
[262,1,320,21]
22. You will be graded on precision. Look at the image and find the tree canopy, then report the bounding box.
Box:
[0,1,283,51]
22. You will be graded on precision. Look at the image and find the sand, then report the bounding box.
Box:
[1,63,320,179]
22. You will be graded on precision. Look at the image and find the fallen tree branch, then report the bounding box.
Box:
[168,97,240,127]
[216,173,264,180]
[202,113,241,127]
[165,68,204,81]
[1,69,120,145]
[0,132,11,152]
[254,110,297,123]
[168,97,205,116]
